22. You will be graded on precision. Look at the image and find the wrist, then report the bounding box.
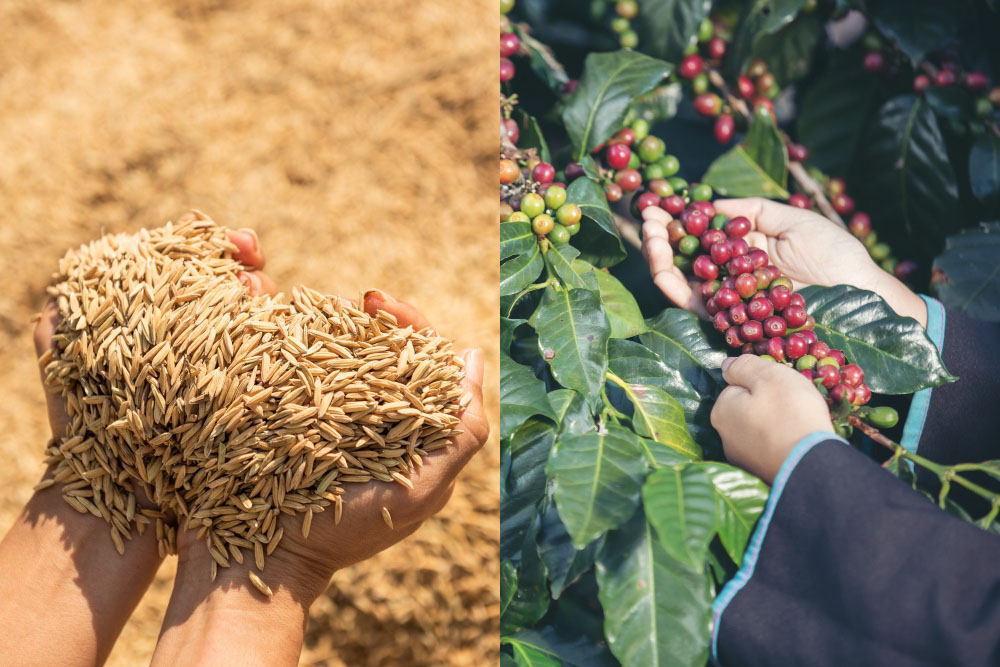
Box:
[153,552,312,666]
[856,270,928,328]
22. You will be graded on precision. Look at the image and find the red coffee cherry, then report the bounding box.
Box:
[808,341,829,359]
[785,334,808,360]
[500,32,520,57]
[690,200,717,219]
[738,75,755,98]
[693,255,720,281]
[766,336,786,361]
[788,292,806,309]
[694,93,722,117]
[789,194,811,209]
[853,383,872,405]
[679,54,704,79]
[713,311,733,333]
[500,58,515,82]
[707,36,727,60]
[817,364,841,389]
[763,316,787,338]
[831,193,855,215]
[740,320,764,342]
[725,216,752,238]
[840,364,864,387]
[849,212,871,237]
[663,195,685,215]
[863,52,885,72]
[828,349,846,367]
[829,383,856,405]
[913,74,931,92]
[727,237,750,257]
[715,287,740,309]
[715,114,735,144]
[604,182,624,202]
[964,71,990,91]
[682,209,709,236]
[787,143,809,162]
[615,168,642,191]
[769,284,792,311]
[784,305,808,328]
[532,162,555,184]
[636,191,662,212]
[606,143,632,170]
[710,242,732,265]
[701,229,726,252]
[728,255,754,276]
[935,69,957,86]
[797,330,818,347]
[748,248,769,269]
[748,296,774,321]
[729,302,748,325]
[734,273,758,299]
[725,326,744,348]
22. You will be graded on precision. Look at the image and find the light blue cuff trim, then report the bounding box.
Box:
[899,296,946,455]
[709,432,850,665]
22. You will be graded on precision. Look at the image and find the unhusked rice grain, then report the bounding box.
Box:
[41,212,466,586]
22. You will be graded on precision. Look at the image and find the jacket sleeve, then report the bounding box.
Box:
[711,435,1000,666]
[712,297,1000,666]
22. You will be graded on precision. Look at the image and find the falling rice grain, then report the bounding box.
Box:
[381,506,393,529]
[248,571,273,597]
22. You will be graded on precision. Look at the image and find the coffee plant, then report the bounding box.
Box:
[500,1,1000,665]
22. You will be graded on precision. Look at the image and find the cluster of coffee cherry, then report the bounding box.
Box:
[860,33,1000,121]
[501,113,584,245]
[608,0,640,49]
[651,195,888,427]
[500,0,519,83]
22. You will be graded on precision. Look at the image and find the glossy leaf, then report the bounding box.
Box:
[932,222,1000,322]
[501,559,518,618]
[502,222,538,261]
[642,464,717,571]
[538,500,601,599]
[512,24,571,95]
[566,170,627,268]
[728,0,808,77]
[640,308,725,399]
[752,13,822,86]
[970,134,1000,204]
[501,419,556,559]
[924,87,972,123]
[501,317,527,355]
[547,424,646,547]
[853,95,962,259]
[501,352,557,439]
[606,372,701,459]
[515,108,552,164]
[503,602,617,667]
[504,639,561,667]
[574,260,647,338]
[548,244,594,291]
[547,388,595,437]
[796,46,883,176]
[503,512,551,634]
[502,245,545,296]
[606,339,718,454]
[637,0,711,65]
[696,462,769,564]
[535,287,611,411]
[868,0,961,66]
[563,50,672,159]
[702,109,788,198]
[799,284,957,393]
[596,511,712,667]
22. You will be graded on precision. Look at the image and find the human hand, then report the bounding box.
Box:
[641,198,926,326]
[152,293,488,665]
[711,355,833,484]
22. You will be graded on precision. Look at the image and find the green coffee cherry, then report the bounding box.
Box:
[521,193,545,218]
[711,214,729,230]
[631,118,650,141]
[507,211,531,224]
[678,235,701,256]
[637,136,666,164]
[690,183,713,202]
[658,155,680,176]
[544,185,567,209]
[866,406,899,429]
[796,355,818,371]
[548,223,571,244]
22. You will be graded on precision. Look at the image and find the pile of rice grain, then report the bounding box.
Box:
[37,212,466,585]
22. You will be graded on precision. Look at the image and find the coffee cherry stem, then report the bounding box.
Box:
[847,414,1000,516]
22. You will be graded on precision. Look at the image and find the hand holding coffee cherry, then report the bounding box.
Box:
[712,355,834,483]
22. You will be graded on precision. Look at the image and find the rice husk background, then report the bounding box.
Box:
[0,1,497,665]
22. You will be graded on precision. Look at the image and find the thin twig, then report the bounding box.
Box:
[705,67,847,228]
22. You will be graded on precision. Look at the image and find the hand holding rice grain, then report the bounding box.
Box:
[37,212,471,592]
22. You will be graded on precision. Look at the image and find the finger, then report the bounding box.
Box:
[641,205,673,224]
[33,301,60,358]
[237,270,278,297]
[720,354,775,391]
[710,383,752,428]
[227,228,266,271]
[419,349,489,482]
[363,290,433,331]
[714,198,797,238]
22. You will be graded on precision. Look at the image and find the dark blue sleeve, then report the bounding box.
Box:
[712,437,1000,666]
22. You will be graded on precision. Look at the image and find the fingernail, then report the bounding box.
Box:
[239,228,260,253]
[238,272,251,287]
[463,349,485,384]
[363,289,391,306]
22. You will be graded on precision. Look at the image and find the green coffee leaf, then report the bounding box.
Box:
[728,0,808,77]
[563,50,672,159]
[501,419,555,559]
[696,462,769,564]
[702,109,788,198]
[596,511,712,667]
[535,287,611,411]
[932,222,1000,322]
[970,134,1000,204]
[547,424,646,547]
[537,500,601,599]
[501,352,556,439]
[502,246,545,297]
[502,512,551,634]
[853,95,962,260]
[799,284,957,393]
[868,0,961,66]
[637,0,711,65]
[642,464,717,571]
[502,221,538,261]
[547,388,595,437]
[640,308,725,398]
[566,176,626,268]
[574,260,646,338]
[606,372,701,459]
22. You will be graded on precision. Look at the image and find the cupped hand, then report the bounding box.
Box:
[711,355,833,484]
[33,217,277,440]
[641,198,877,318]
[174,291,489,605]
